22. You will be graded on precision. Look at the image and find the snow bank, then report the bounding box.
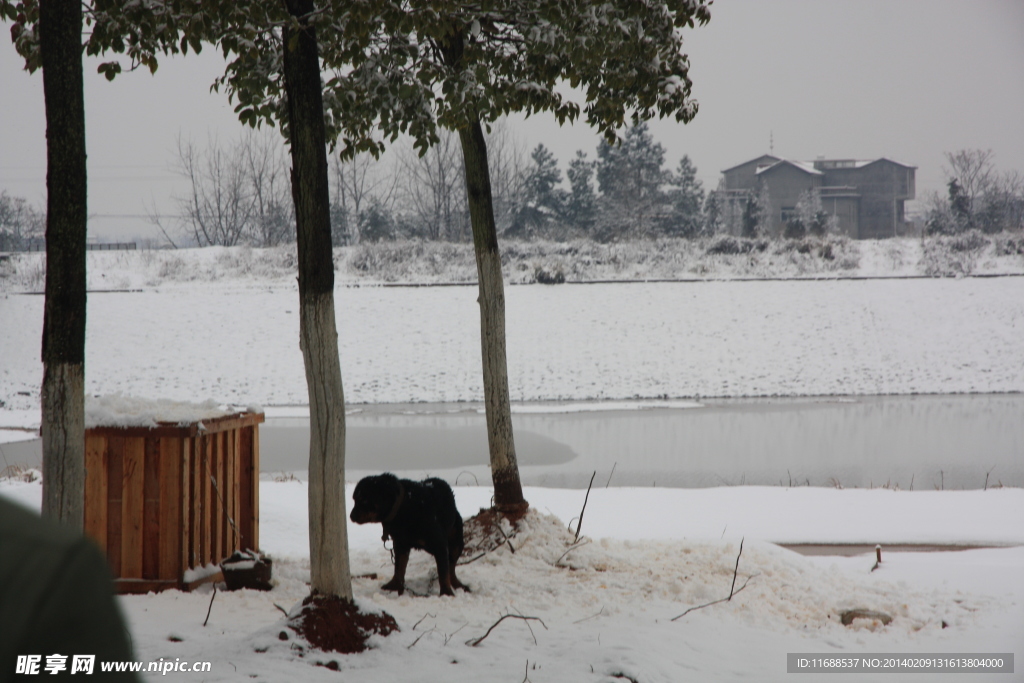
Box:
[2,236,1023,294]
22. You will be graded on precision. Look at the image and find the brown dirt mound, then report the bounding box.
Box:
[290,595,399,654]
[461,506,529,560]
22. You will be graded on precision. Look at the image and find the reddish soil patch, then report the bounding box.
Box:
[290,595,399,654]
[461,506,529,560]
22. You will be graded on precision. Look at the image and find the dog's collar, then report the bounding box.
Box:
[383,481,405,523]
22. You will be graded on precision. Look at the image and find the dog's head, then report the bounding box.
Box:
[350,473,401,524]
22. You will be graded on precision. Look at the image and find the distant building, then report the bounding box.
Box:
[716,154,916,239]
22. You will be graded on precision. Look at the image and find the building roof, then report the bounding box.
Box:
[724,155,917,176]
[720,154,780,174]
[756,159,823,176]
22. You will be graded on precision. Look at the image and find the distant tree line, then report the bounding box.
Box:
[925,149,1024,236]
[153,121,715,246]
[11,141,1021,252]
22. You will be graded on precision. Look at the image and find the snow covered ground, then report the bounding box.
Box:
[2,478,1022,682]
[1,239,1022,681]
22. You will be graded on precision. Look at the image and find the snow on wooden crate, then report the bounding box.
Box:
[82,395,264,594]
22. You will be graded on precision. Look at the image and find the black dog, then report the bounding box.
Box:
[350,473,468,597]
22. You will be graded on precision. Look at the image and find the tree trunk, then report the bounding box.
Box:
[39,0,87,528]
[282,0,352,600]
[458,120,528,514]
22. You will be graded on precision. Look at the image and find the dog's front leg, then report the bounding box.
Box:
[382,545,410,595]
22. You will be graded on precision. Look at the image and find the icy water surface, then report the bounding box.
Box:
[259,393,1024,489]
[5,394,1019,489]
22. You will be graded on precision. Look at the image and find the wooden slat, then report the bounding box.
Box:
[142,438,161,579]
[191,436,203,569]
[106,436,124,577]
[120,437,146,579]
[84,435,108,551]
[180,438,192,575]
[238,426,253,552]
[210,432,223,562]
[158,437,182,582]
[201,435,212,567]
[251,424,260,552]
[223,430,233,555]
[230,427,240,552]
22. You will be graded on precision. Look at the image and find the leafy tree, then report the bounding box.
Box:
[10,0,711,517]
[297,0,710,511]
[5,0,357,597]
[596,122,670,239]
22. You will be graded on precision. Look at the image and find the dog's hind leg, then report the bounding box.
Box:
[381,546,410,595]
[448,520,469,593]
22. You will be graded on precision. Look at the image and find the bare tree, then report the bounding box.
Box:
[399,132,468,241]
[245,131,295,246]
[483,122,528,235]
[330,151,398,245]
[981,170,1024,233]
[943,149,995,220]
[175,134,254,247]
[0,191,45,250]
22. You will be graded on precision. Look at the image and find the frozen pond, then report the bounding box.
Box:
[260,393,1024,490]
[5,394,1020,490]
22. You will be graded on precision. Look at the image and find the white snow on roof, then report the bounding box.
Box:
[755,159,822,175]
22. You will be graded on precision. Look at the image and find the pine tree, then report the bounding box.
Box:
[668,154,705,237]
[565,151,597,232]
[595,122,670,239]
[512,143,566,235]
[702,191,723,236]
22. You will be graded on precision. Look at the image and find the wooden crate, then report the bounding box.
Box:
[83,412,264,594]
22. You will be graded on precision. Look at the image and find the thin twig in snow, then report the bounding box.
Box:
[413,612,437,630]
[671,538,756,621]
[573,606,607,624]
[555,538,591,566]
[728,538,744,599]
[203,585,217,627]
[574,471,597,542]
[465,614,548,647]
[670,575,757,621]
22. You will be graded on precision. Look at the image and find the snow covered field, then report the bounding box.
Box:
[2,243,1023,416]
[1,240,1022,681]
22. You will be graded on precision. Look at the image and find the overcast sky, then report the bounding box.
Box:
[2,0,1022,241]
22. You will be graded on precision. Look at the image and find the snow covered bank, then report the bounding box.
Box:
[1,236,1023,294]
